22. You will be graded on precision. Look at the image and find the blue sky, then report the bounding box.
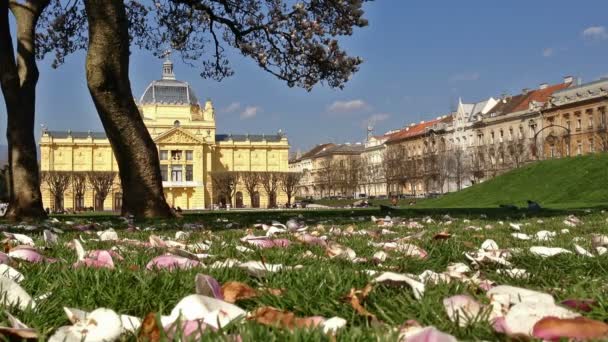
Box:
[1,0,607,152]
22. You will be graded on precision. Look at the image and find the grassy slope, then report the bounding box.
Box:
[418,153,608,209]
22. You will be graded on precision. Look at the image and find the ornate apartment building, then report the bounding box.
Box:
[291,76,608,199]
[39,59,290,211]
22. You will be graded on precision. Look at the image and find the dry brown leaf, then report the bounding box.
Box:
[221,281,258,303]
[248,307,324,330]
[260,287,284,296]
[138,312,162,342]
[344,285,376,320]
[433,232,452,240]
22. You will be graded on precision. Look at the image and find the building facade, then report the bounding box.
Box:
[39,59,290,211]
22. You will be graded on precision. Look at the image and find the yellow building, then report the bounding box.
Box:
[39,59,290,211]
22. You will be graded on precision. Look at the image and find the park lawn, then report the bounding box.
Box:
[2,209,608,341]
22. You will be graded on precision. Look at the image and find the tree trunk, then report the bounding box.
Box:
[0,1,48,220]
[84,0,172,218]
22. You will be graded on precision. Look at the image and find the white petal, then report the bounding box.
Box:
[0,264,24,283]
[0,276,35,310]
[321,317,347,333]
[503,301,578,336]
[481,239,499,251]
[162,294,245,329]
[529,246,572,258]
[574,244,594,257]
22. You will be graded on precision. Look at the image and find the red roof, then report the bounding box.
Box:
[386,116,450,144]
[511,82,571,113]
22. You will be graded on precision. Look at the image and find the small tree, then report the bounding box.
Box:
[41,171,71,211]
[71,172,87,210]
[260,172,281,208]
[210,171,239,206]
[87,171,116,211]
[316,158,338,197]
[241,171,261,208]
[279,172,303,207]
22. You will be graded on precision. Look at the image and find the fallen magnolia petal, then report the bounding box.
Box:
[237,261,284,277]
[501,301,579,336]
[529,246,572,258]
[2,233,34,246]
[49,308,122,342]
[591,234,608,247]
[0,312,37,340]
[344,285,376,320]
[0,252,10,265]
[161,295,246,329]
[511,233,531,240]
[373,272,425,300]
[296,234,327,247]
[43,230,59,246]
[597,246,607,255]
[496,268,528,279]
[247,306,325,330]
[509,223,522,231]
[97,229,119,241]
[321,316,347,334]
[574,244,594,257]
[0,263,24,282]
[535,230,556,241]
[372,251,388,263]
[165,319,213,341]
[481,239,499,251]
[399,325,458,342]
[532,316,608,340]
[325,242,357,260]
[8,246,55,264]
[74,250,114,269]
[443,295,484,327]
[395,243,428,259]
[146,254,201,271]
[195,274,223,300]
[487,285,555,307]
[560,299,598,312]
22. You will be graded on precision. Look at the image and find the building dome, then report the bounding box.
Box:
[139,58,199,106]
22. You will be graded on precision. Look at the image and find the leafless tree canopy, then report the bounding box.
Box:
[260,171,280,208]
[41,171,71,199]
[240,171,261,206]
[210,171,239,205]
[279,172,302,206]
[87,171,117,205]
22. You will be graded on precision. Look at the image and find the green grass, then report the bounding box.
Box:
[417,153,608,209]
[2,209,608,340]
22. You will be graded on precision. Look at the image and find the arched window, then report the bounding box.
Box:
[174,120,180,127]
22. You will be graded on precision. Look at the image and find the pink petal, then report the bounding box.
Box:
[165,320,214,340]
[0,252,10,265]
[271,239,291,248]
[405,326,458,342]
[8,246,55,263]
[246,239,276,249]
[560,299,597,312]
[297,234,327,247]
[492,317,508,334]
[88,250,124,261]
[195,274,223,300]
[146,255,200,271]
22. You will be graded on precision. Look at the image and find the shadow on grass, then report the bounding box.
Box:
[27,204,606,231]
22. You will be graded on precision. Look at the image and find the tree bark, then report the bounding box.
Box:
[83,0,172,218]
[0,1,48,220]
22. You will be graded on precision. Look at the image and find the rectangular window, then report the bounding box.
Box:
[588,115,594,129]
[601,110,607,128]
[576,118,582,130]
[186,150,193,161]
[566,121,571,130]
[171,165,183,182]
[519,126,524,139]
[159,150,168,160]
[577,142,582,156]
[590,139,595,153]
[171,150,182,161]
[566,143,570,156]
[499,130,504,142]
[186,165,193,181]
[160,165,168,181]
[508,128,513,140]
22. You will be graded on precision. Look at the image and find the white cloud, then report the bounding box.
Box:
[582,26,608,40]
[362,113,390,128]
[542,48,554,57]
[449,72,480,82]
[327,99,369,113]
[240,106,260,119]
[222,102,241,113]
